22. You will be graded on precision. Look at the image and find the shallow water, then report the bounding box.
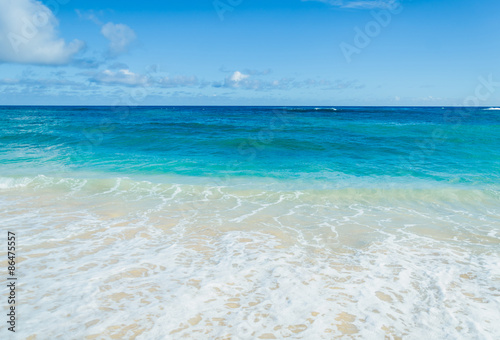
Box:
[1,106,499,339]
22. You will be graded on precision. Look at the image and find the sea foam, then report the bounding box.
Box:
[1,175,499,339]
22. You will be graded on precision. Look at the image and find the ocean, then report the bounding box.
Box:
[1,106,499,339]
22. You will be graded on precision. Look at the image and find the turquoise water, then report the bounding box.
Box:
[1,106,499,339]
[1,106,499,185]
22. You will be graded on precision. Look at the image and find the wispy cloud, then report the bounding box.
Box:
[101,22,137,57]
[243,68,272,76]
[1,67,362,94]
[219,67,273,76]
[76,10,136,58]
[158,76,199,88]
[0,71,86,95]
[108,62,129,70]
[213,71,273,90]
[303,0,399,9]
[0,77,79,87]
[0,0,84,65]
[73,58,101,69]
[214,71,358,91]
[88,69,148,86]
[85,69,200,88]
[75,9,104,26]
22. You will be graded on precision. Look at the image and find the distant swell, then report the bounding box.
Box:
[282,107,338,113]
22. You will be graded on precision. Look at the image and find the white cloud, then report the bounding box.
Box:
[304,0,399,9]
[225,71,250,87]
[101,22,136,56]
[0,0,84,64]
[89,69,148,86]
[229,71,249,82]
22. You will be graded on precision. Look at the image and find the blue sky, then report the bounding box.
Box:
[0,0,499,105]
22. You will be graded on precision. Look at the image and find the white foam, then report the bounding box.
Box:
[314,107,337,111]
[0,176,33,189]
[1,177,499,339]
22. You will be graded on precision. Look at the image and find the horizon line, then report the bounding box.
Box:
[1,105,498,108]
